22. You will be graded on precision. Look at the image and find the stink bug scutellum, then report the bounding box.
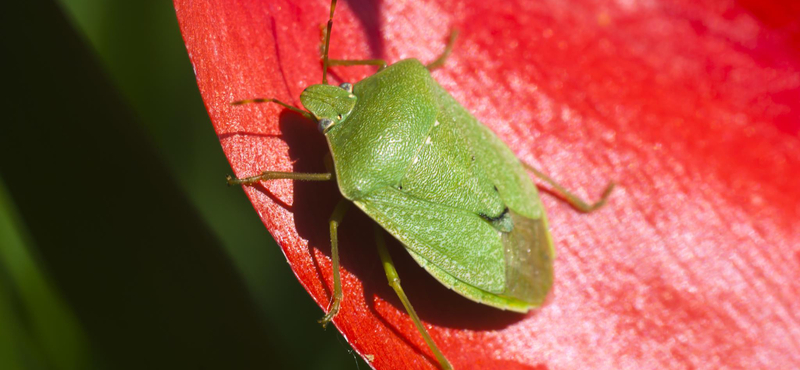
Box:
[228,1,614,368]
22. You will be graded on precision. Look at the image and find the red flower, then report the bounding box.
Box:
[175,0,800,368]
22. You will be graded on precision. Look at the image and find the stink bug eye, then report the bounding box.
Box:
[226,0,615,368]
[317,118,335,133]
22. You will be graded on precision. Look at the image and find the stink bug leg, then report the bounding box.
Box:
[225,99,332,185]
[323,30,458,73]
[318,199,350,328]
[524,162,616,213]
[327,58,388,71]
[374,225,453,370]
[226,171,331,186]
[426,30,459,71]
[231,98,313,120]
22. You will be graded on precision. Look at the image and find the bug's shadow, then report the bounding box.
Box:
[275,111,534,336]
[344,0,384,62]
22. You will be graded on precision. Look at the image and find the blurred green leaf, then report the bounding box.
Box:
[0,177,91,370]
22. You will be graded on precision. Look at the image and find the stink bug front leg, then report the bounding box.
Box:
[426,30,459,71]
[225,96,332,186]
[327,58,388,71]
[227,97,333,185]
[231,97,314,121]
[226,171,331,186]
[321,28,457,73]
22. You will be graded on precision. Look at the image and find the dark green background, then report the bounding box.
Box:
[0,0,362,368]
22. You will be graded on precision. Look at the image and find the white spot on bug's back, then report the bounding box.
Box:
[425,137,432,145]
[413,157,419,164]
[434,120,440,127]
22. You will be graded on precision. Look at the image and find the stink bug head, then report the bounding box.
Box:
[300,83,357,133]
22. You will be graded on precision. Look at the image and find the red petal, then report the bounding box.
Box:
[175,0,800,368]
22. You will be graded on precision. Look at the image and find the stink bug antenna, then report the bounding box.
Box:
[321,0,338,85]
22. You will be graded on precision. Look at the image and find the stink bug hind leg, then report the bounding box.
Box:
[524,162,615,212]
[374,226,453,370]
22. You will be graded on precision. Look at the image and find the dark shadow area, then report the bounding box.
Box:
[276,110,343,293]
[0,1,290,368]
[345,0,385,61]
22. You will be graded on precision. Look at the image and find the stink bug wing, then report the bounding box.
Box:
[428,76,557,305]
[353,184,552,311]
[499,210,554,307]
[354,187,506,294]
[431,80,545,221]
[412,67,556,307]
[353,188,544,311]
[404,210,553,311]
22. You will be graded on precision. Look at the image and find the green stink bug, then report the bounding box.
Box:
[229,1,614,368]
